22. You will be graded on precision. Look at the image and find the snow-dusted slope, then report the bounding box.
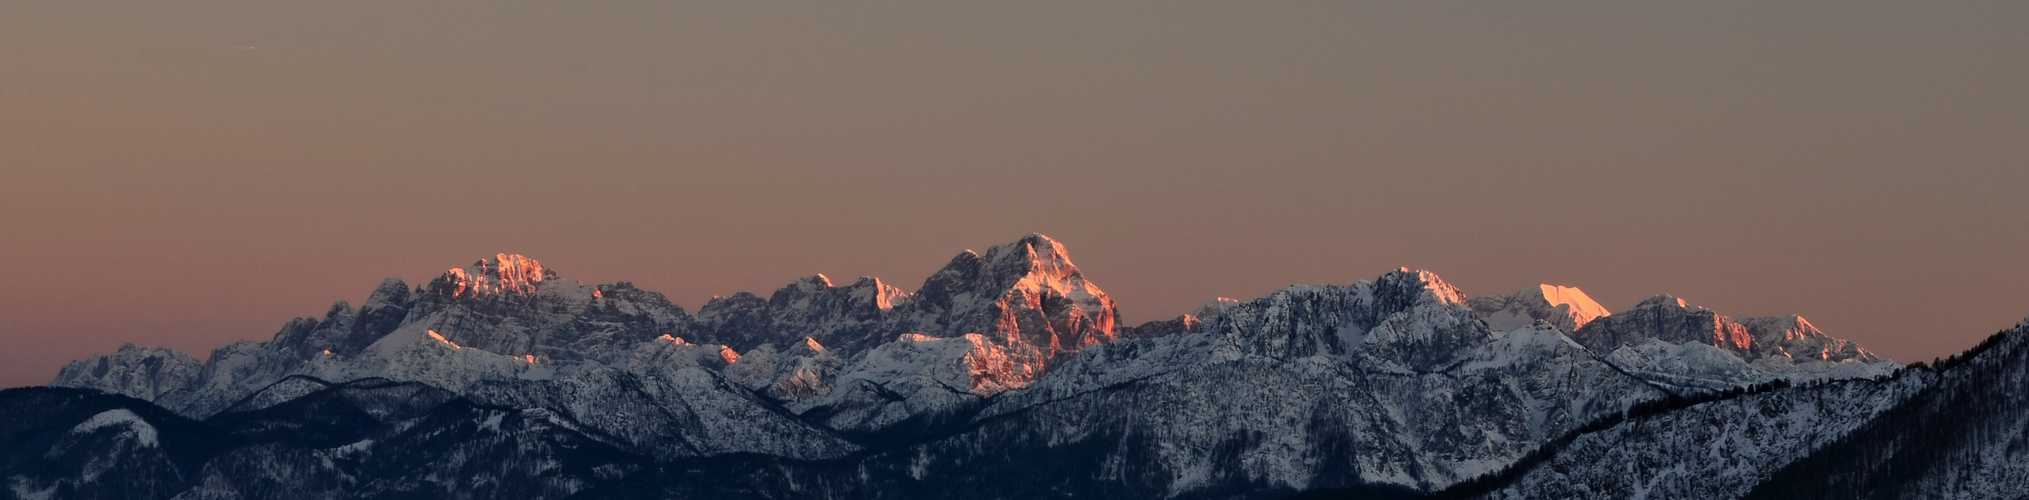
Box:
[1467,323,2029,500]
[1469,372,1923,499]
[1743,320,2029,499]
[722,336,844,400]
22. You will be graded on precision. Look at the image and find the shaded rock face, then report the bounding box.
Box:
[268,278,412,361]
[692,274,906,353]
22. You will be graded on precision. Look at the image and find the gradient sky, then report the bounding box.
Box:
[3,2,2026,388]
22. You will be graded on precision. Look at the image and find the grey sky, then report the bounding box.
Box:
[2,2,2025,387]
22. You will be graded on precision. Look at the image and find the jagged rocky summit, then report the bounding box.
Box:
[19,233,1927,499]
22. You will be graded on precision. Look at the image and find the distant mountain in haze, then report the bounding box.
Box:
[13,234,2019,499]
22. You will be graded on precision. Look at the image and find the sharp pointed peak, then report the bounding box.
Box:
[981,233,1079,273]
[1534,284,1611,325]
[325,300,354,317]
[1373,267,1466,305]
[841,276,909,310]
[990,232,1070,255]
[363,277,412,309]
[373,276,408,290]
[925,234,1088,288]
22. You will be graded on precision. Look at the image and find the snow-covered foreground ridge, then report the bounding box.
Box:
[17,233,1963,499]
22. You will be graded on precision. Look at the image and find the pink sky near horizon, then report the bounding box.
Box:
[3,2,2027,387]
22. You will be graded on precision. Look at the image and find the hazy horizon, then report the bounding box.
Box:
[4,1,2026,387]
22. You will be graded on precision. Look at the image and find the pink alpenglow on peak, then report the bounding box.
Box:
[1386,268,1469,306]
[870,234,1123,395]
[973,234,1120,351]
[444,253,549,297]
[1469,283,1611,333]
[1536,284,1611,330]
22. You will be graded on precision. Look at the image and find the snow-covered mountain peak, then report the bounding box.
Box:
[434,253,554,297]
[1192,297,1242,322]
[324,299,354,318]
[1635,293,1694,311]
[50,344,202,402]
[1537,285,1610,326]
[765,274,909,312]
[786,274,834,292]
[1573,292,1890,382]
[362,277,411,309]
[1470,284,1611,333]
[980,233,1078,279]
[846,277,909,310]
[1738,314,1882,363]
[951,234,1113,316]
[1372,267,1468,306]
[923,235,1119,347]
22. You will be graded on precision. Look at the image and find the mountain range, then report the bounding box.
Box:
[9,233,2018,499]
